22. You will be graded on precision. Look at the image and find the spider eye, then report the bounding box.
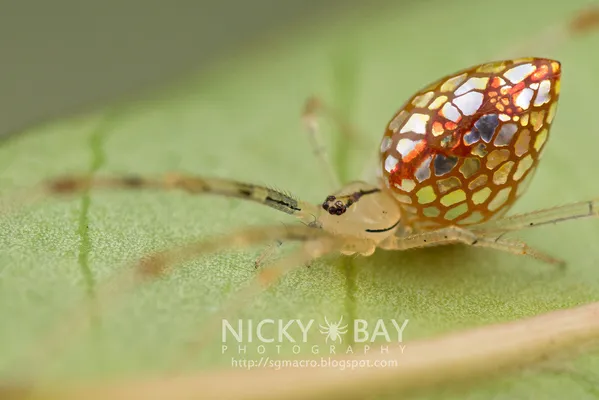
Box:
[322,195,348,215]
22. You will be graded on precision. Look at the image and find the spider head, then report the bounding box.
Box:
[317,181,402,242]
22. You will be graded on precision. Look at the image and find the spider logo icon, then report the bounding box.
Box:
[319,316,348,343]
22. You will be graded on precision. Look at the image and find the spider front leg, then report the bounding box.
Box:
[301,96,343,189]
[133,225,341,278]
[19,174,319,222]
[251,97,345,268]
[301,96,371,186]
[29,173,322,271]
[135,227,375,365]
[379,226,564,266]
[34,224,374,373]
[254,96,365,268]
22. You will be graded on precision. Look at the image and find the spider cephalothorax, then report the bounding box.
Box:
[316,182,401,245]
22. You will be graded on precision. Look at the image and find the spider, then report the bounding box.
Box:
[43,54,596,279]
[0,8,597,387]
[11,7,599,301]
[319,316,349,344]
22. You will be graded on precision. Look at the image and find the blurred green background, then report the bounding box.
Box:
[1,0,599,399]
[0,0,390,138]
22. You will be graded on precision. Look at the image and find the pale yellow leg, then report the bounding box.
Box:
[30,224,356,377]
[254,239,283,268]
[172,233,375,366]
[134,224,334,277]
[301,96,343,189]
[472,199,599,236]
[255,96,364,267]
[35,173,324,271]
[379,226,564,266]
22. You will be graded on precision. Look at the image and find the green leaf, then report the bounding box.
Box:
[1,0,599,398]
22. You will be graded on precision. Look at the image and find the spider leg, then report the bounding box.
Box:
[301,97,342,189]
[497,5,599,58]
[182,246,330,355]
[302,96,370,189]
[474,237,565,266]
[36,173,322,270]
[379,226,479,251]
[174,234,374,367]
[471,198,599,237]
[248,96,363,267]
[28,224,364,377]
[26,174,320,225]
[379,226,564,266]
[133,224,344,278]
[254,239,283,268]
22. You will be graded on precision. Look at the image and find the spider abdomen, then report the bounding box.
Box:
[379,58,561,230]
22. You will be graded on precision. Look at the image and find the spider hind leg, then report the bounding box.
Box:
[380,226,565,266]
